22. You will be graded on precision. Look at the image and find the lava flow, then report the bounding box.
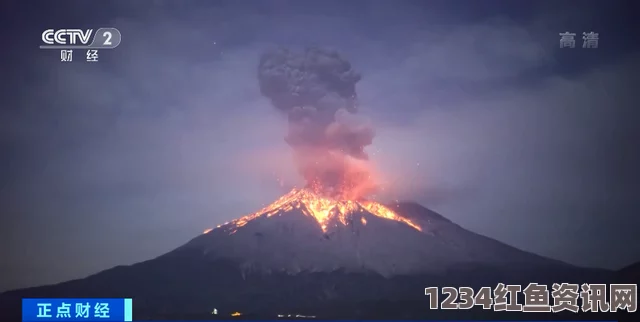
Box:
[207,188,422,234]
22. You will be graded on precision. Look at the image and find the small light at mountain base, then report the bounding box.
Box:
[231,311,242,316]
[278,313,316,319]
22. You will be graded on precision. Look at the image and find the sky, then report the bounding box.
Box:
[1,0,639,292]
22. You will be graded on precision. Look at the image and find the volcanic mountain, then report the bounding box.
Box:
[1,189,633,320]
[189,188,568,277]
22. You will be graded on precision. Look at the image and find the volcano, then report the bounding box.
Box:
[1,189,635,320]
[188,188,567,277]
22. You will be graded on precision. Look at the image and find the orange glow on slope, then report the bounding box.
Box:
[203,228,213,234]
[219,188,421,233]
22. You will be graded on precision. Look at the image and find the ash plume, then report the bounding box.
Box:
[258,47,376,199]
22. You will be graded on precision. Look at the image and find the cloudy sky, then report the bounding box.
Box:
[1,0,638,292]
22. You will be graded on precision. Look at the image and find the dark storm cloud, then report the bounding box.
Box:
[1,0,638,292]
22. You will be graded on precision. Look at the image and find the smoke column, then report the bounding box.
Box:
[258,47,376,199]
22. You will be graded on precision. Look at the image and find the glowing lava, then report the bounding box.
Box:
[215,188,422,234]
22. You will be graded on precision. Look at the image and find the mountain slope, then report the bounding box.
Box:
[0,198,626,320]
[180,199,569,277]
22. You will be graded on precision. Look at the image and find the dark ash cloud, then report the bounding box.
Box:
[258,47,376,199]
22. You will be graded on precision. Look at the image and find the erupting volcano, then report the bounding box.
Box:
[196,49,420,248]
[221,48,419,238]
[184,48,567,277]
